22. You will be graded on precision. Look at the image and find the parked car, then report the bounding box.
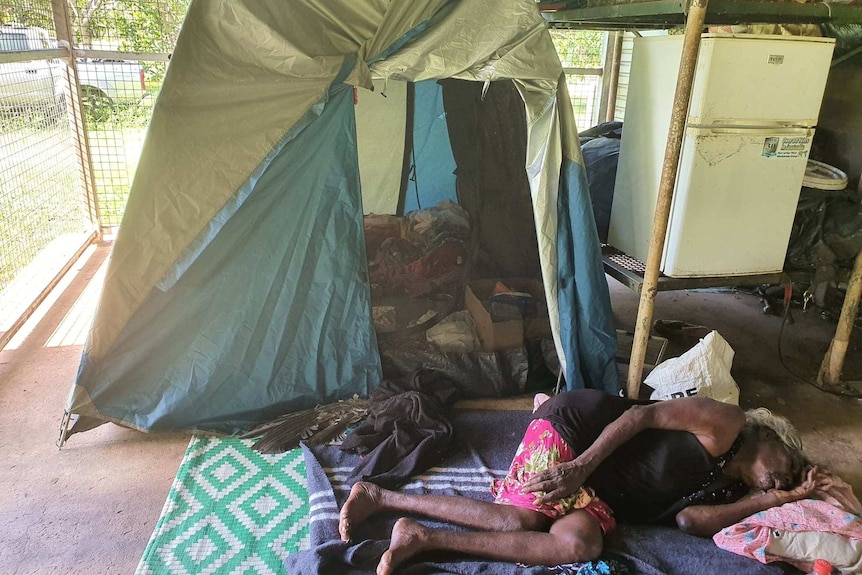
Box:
[0,24,63,112]
[0,24,146,117]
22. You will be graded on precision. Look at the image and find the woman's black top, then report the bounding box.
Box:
[533,389,747,524]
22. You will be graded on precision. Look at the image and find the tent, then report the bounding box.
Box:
[62,0,619,438]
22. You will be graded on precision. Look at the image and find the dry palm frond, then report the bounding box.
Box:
[242,397,369,454]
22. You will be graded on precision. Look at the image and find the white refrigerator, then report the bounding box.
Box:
[608,34,835,278]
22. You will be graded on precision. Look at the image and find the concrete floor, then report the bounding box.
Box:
[1,242,860,574]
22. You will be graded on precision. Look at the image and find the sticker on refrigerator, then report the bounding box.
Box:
[762,136,810,158]
[762,137,779,157]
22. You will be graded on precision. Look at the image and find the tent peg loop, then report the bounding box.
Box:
[56,410,72,450]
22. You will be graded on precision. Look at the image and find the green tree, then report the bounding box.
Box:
[1,0,54,29]
[112,0,189,54]
[550,29,605,68]
[105,0,189,85]
[68,0,114,48]
[2,1,188,54]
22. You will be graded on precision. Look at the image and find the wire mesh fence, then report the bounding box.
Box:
[67,0,185,227]
[564,73,602,132]
[3,2,185,230]
[1,9,86,307]
[550,29,607,132]
[0,100,84,288]
[1,0,187,340]
[81,60,162,225]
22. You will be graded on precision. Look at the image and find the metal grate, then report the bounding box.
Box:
[607,252,648,275]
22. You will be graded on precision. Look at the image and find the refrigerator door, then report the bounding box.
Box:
[688,35,834,127]
[661,127,813,278]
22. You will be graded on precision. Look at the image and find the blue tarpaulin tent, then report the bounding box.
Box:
[62,0,619,438]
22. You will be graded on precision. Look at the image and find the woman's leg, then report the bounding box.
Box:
[377,510,603,575]
[339,481,550,541]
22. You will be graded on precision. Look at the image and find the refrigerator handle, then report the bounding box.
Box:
[700,126,814,136]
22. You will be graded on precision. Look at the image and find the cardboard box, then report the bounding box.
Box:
[465,278,550,352]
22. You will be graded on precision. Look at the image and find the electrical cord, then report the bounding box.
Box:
[776,290,862,398]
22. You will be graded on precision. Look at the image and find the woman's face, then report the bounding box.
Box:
[748,433,803,491]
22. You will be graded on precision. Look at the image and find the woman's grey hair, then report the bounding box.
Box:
[745,408,803,452]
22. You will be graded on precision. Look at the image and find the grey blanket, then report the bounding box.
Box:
[284,409,797,575]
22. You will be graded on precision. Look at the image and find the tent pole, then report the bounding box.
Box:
[817,248,862,387]
[626,0,708,399]
[397,82,416,216]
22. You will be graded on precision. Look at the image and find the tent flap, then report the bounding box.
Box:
[72,83,379,433]
[556,157,620,394]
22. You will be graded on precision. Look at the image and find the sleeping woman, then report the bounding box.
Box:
[338,389,824,575]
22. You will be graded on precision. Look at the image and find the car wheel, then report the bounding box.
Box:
[80,86,113,123]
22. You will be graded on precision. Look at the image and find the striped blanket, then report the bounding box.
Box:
[284,409,560,574]
[284,408,796,575]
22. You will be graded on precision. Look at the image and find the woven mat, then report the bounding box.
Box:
[135,437,310,575]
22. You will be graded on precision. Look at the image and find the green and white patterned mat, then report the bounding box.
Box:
[135,437,310,575]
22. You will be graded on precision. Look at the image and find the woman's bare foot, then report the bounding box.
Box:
[339,481,385,541]
[377,518,431,575]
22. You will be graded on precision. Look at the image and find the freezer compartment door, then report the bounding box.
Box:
[688,35,834,126]
[661,127,813,278]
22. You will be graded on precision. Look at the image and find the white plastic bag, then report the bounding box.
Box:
[645,330,740,405]
[426,310,480,353]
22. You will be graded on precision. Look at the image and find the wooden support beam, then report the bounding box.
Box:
[604,32,624,122]
[626,0,708,399]
[51,0,102,237]
[73,49,170,62]
[818,248,862,387]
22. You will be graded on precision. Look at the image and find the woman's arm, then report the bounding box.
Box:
[522,396,746,502]
[676,468,818,537]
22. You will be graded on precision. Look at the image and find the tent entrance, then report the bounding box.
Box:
[358,79,558,397]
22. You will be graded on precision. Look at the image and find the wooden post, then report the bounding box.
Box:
[51,0,102,238]
[818,248,862,387]
[626,0,709,399]
[604,32,624,122]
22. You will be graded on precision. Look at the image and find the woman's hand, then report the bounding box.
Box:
[520,459,592,503]
[812,468,862,515]
[770,466,818,506]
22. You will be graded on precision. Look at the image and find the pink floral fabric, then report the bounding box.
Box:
[491,419,616,533]
[713,498,862,570]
